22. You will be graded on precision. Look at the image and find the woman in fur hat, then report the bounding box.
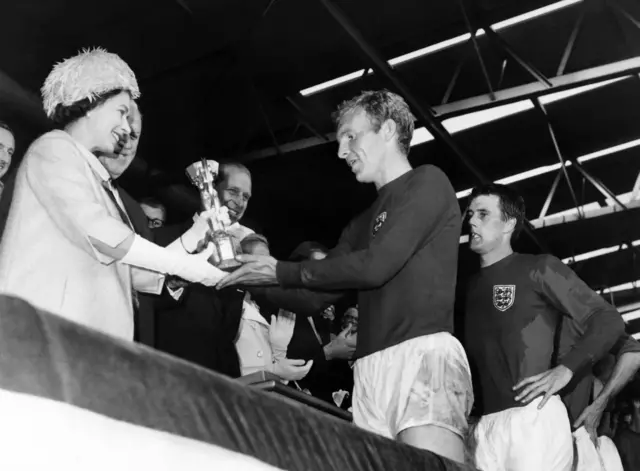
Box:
[0,48,224,340]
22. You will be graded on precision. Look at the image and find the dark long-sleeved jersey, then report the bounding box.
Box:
[560,329,640,424]
[464,253,624,415]
[258,165,461,360]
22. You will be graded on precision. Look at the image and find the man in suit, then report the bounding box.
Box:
[97,102,156,346]
[153,162,254,377]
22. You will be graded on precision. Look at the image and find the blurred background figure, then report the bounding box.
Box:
[235,234,313,382]
[279,241,356,408]
[140,197,166,229]
[0,121,15,201]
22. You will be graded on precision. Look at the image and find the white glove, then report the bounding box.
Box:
[167,207,232,255]
[121,235,225,286]
[217,206,232,227]
[272,359,313,381]
[269,311,296,360]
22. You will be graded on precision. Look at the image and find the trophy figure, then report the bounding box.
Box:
[186,158,241,271]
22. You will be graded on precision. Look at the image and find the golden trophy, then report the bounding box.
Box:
[185,158,241,271]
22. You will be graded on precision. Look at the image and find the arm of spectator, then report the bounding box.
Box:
[269,311,296,361]
[323,327,357,361]
[576,350,640,445]
[272,359,314,382]
[131,267,165,295]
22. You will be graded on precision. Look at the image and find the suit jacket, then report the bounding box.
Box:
[119,186,156,347]
[287,315,351,401]
[0,131,145,339]
[0,170,16,243]
[250,291,354,404]
[153,221,245,377]
[235,299,274,376]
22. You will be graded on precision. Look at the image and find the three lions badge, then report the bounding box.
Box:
[493,285,516,311]
[372,211,387,237]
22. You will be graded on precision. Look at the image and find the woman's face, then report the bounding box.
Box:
[86,92,132,154]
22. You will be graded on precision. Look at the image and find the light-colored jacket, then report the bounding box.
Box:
[0,130,162,340]
[235,298,274,376]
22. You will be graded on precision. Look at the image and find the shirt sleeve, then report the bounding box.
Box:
[24,135,133,264]
[256,222,356,315]
[535,255,625,373]
[277,166,458,290]
[610,334,640,357]
[131,267,165,295]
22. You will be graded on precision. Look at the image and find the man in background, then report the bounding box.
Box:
[0,121,16,239]
[97,102,157,346]
[139,197,166,229]
[463,183,624,471]
[154,162,254,376]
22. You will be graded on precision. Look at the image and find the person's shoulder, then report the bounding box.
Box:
[24,130,79,163]
[531,253,565,269]
[412,164,449,181]
[410,164,455,194]
[31,130,75,148]
[526,253,573,283]
[510,252,555,265]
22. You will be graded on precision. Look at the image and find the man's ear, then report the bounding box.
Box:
[504,217,517,235]
[381,119,397,143]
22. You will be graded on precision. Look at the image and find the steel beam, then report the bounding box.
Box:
[458,0,495,99]
[539,169,563,219]
[175,0,193,15]
[572,160,630,211]
[571,161,640,260]
[481,25,552,87]
[613,1,640,30]
[285,95,331,142]
[318,0,488,184]
[0,70,48,128]
[441,47,471,105]
[317,0,546,252]
[459,197,640,244]
[533,99,583,217]
[557,8,585,76]
[631,171,640,201]
[240,57,640,161]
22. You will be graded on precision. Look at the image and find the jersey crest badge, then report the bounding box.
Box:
[372,211,387,237]
[493,285,516,311]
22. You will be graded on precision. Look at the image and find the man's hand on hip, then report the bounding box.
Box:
[513,365,574,409]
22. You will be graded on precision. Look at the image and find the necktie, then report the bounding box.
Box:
[102,179,139,309]
[102,180,134,230]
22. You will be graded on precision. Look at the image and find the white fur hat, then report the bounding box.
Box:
[41,47,140,119]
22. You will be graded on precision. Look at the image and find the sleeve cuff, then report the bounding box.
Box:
[560,352,590,374]
[276,261,303,288]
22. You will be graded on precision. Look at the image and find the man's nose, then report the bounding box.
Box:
[337,141,350,159]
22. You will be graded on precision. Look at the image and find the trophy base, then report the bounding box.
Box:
[211,257,242,272]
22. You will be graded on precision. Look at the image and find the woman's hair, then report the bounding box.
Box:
[50,88,126,128]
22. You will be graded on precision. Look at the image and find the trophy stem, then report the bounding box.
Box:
[187,158,242,272]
